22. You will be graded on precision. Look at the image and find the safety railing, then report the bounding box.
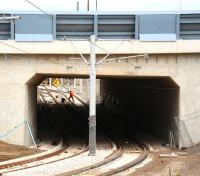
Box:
[173,111,200,148]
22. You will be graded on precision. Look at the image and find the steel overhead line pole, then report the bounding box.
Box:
[89,35,96,156]
[66,35,147,156]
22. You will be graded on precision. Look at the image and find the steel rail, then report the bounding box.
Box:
[95,104,149,176]
[44,86,149,176]
[98,141,148,176]
[56,131,148,176]
[0,90,89,175]
[60,131,149,176]
[0,92,66,171]
[57,140,123,176]
[42,87,124,176]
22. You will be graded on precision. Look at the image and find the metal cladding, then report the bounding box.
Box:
[0,14,11,40]
[0,13,200,41]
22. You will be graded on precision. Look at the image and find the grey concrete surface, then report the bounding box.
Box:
[0,53,199,147]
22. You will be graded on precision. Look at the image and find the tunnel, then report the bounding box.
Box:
[100,77,180,146]
[26,74,180,148]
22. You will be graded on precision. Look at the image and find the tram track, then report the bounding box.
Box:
[56,133,148,176]
[1,86,149,176]
[0,87,89,176]
[97,140,148,176]
[0,87,121,175]
[54,90,149,176]
[48,86,149,176]
[0,91,66,172]
[57,138,123,176]
[91,104,149,176]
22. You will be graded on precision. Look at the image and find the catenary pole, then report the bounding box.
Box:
[89,35,96,155]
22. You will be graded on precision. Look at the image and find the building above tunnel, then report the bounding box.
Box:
[1,11,200,54]
[1,11,200,41]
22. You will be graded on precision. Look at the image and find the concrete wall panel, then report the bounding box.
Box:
[0,53,199,147]
[0,84,26,145]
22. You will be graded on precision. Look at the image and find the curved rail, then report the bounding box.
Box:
[0,91,67,171]
[55,138,148,176]
[1,86,149,176]
[52,88,149,176]
[57,139,123,176]
[1,144,88,175]
[0,89,89,175]
[0,138,65,170]
[98,140,148,176]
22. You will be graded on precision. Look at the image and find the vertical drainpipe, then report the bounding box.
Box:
[53,14,56,40]
[94,15,98,38]
[10,14,15,40]
[176,14,180,40]
[135,15,139,40]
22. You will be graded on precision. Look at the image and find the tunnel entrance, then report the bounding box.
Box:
[27,74,179,149]
[35,77,93,147]
[100,77,180,146]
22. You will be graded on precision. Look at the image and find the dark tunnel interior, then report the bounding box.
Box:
[100,77,179,143]
[35,76,180,147]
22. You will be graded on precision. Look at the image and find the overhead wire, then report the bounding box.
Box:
[89,40,108,53]
[89,39,148,64]
[105,54,148,62]
[68,40,89,64]
[0,41,30,54]
[1,0,146,66]
[22,0,142,65]
[0,0,51,54]
[0,1,74,67]
[24,0,51,17]
[0,41,70,67]
[97,40,125,64]
[0,37,147,67]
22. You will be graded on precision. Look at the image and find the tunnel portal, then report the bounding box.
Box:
[31,75,180,148]
[100,77,179,144]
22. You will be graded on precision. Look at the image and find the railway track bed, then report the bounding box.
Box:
[1,86,151,176]
[2,146,114,176]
